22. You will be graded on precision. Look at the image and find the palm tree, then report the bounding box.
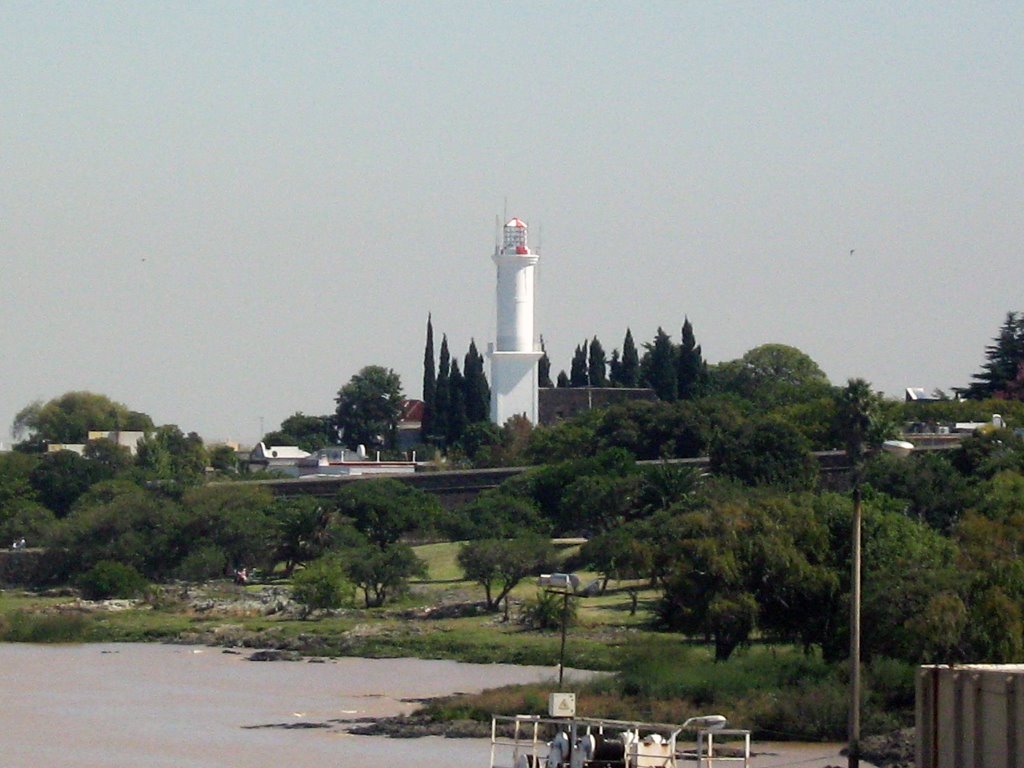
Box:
[273,498,332,576]
[835,378,894,768]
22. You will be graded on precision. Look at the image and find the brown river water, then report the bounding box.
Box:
[0,643,858,768]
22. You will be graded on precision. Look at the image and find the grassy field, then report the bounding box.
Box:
[414,540,659,627]
[416,541,467,582]
[0,541,658,670]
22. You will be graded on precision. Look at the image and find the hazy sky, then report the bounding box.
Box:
[3,2,1022,445]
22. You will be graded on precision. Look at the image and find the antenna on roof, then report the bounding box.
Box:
[503,195,508,224]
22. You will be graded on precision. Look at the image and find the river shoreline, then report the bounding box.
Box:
[1,585,913,766]
[0,641,574,768]
[209,643,910,767]
[0,640,907,767]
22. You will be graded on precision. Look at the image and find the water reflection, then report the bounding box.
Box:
[0,643,562,768]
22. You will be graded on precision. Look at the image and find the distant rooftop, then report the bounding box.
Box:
[905,387,942,402]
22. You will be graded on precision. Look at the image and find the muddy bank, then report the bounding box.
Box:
[859,729,915,768]
[347,714,488,738]
[176,620,416,656]
[33,582,491,656]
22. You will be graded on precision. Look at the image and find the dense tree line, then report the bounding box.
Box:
[420,315,491,448]
[490,431,1024,664]
[7,312,1024,666]
[0,458,446,607]
[12,392,154,449]
[440,341,903,472]
[7,408,1024,663]
[549,321,707,399]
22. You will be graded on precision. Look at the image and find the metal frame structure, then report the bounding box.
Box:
[489,714,751,768]
[695,728,751,768]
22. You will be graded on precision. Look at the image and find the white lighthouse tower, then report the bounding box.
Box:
[489,217,542,425]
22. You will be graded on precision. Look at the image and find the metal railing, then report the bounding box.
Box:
[490,714,751,768]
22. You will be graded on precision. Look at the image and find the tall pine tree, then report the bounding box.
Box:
[642,327,678,401]
[608,348,622,386]
[570,342,589,387]
[447,359,468,445]
[463,339,490,423]
[588,336,608,386]
[433,335,451,444]
[619,328,640,387]
[968,312,1024,400]
[421,314,436,442]
[676,317,707,400]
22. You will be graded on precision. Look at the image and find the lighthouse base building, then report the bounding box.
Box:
[489,217,542,426]
[490,348,543,426]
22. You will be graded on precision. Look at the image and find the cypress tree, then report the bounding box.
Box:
[557,371,570,388]
[463,339,490,423]
[421,314,435,441]
[620,328,640,387]
[677,317,707,400]
[643,327,678,401]
[609,348,622,386]
[538,336,554,388]
[570,342,589,387]
[433,335,451,445]
[447,359,468,444]
[588,336,608,386]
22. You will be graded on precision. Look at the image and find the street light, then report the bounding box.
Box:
[539,572,580,687]
[848,438,915,768]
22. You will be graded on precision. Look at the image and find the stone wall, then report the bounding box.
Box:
[538,387,658,425]
[263,453,857,508]
[266,466,526,509]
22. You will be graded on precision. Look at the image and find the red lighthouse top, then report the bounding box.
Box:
[503,217,530,254]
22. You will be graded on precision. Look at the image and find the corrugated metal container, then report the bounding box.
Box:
[917,665,1024,768]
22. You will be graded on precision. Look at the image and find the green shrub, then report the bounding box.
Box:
[616,642,699,699]
[740,679,848,740]
[174,545,228,582]
[0,610,91,643]
[521,590,577,631]
[616,642,834,704]
[866,656,917,712]
[291,556,355,617]
[76,560,148,600]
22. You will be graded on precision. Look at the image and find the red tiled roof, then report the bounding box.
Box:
[400,399,425,423]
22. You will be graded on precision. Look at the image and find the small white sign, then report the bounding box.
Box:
[548,692,576,718]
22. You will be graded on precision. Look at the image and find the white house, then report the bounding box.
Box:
[294,446,416,478]
[247,442,311,476]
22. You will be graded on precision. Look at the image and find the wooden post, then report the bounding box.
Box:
[848,482,862,768]
[558,589,569,687]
